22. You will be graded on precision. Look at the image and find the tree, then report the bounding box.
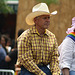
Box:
[36,0,59,5]
[0,0,14,14]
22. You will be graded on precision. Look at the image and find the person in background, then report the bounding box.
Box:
[18,29,24,37]
[6,37,12,53]
[16,3,60,75]
[0,34,8,54]
[5,41,17,71]
[5,29,24,71]
[0,34,9,69]
[59,17,75,75]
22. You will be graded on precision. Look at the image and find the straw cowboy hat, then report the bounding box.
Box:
[26,3,57,25]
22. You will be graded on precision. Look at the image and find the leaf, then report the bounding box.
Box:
[0,0,14,14]
[36,0,59,5]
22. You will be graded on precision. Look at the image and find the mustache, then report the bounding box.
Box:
[44,22,50,25]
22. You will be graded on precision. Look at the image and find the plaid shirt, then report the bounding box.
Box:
[17,26,60,75]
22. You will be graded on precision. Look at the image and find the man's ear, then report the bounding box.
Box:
[34,18,36,23]
[34,16,39,24]
[34,17,37,23]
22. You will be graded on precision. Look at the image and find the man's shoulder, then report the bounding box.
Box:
[0,45,4,50]
[0,46,2,49]
[22,29,30,35]
[46,29,55,37]
[0,45,5,54]
[17,28,31,41]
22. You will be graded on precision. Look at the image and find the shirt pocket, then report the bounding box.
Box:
[46,41,54,52]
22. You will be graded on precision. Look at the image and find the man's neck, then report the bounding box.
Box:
[35,26,45,35]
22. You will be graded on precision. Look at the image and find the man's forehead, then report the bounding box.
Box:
[39,15,50,17]
[36,15,50,18]
[34,15,50,19]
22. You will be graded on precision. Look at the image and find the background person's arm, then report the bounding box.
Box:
[62,68,69,75]
[5,55,11,62]
[5,49,17,62]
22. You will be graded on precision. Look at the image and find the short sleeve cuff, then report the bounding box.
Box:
[60,63,70,70]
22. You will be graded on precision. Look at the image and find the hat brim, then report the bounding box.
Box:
[25,11,54,25]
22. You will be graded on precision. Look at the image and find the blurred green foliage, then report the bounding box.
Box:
[0,0,14,14]
[36,0,59,5]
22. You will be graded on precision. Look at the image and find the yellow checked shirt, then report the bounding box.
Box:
[17,26,60,75]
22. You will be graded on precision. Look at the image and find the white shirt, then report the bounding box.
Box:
[58,37,75,71]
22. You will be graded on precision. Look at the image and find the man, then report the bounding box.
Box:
[16,3,60,75]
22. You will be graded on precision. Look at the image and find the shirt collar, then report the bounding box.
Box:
[30,25,49,36]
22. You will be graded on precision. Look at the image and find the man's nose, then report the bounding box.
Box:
[46,18,50,22]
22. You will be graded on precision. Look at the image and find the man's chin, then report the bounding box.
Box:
[44,26,49,29]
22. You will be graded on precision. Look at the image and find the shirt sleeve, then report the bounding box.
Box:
[17,37,46,75]
[59,37,74,70]
[50,36,60,75]
[0,47,6,62]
